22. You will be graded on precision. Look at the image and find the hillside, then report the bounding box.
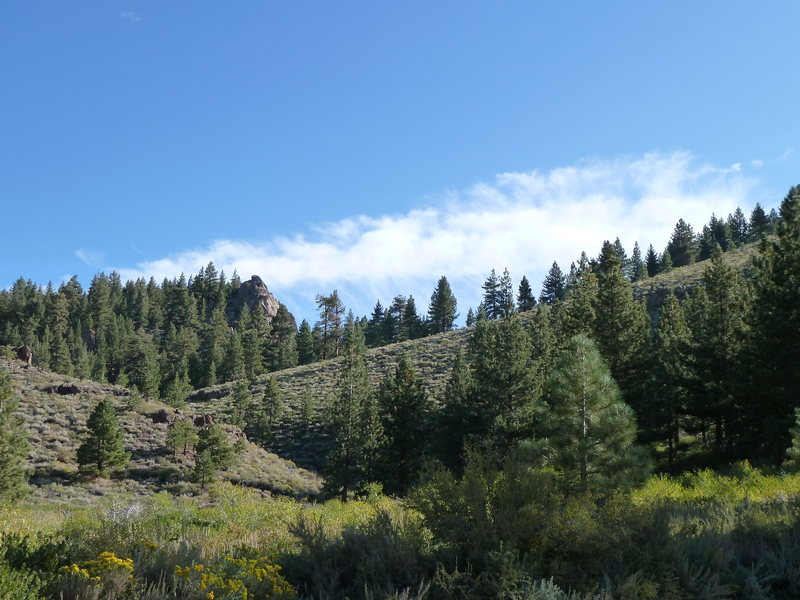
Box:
[187,241,762,471]
[3,359,322,505]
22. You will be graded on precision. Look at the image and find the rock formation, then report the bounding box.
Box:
[14,345,32,367]
[226,275,282,323]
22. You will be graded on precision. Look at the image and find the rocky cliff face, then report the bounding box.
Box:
[226,275,282,323]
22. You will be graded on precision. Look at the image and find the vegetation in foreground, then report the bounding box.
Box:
[0,467,799,600]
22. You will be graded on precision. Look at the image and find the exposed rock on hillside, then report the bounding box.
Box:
[226,275,282,323]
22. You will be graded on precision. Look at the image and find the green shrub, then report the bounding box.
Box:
[0,563,45,600]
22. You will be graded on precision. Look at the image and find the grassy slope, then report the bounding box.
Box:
[187,241,762,472]
[3,359,322,505]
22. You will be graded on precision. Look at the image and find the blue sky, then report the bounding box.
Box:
[1,2,798,323]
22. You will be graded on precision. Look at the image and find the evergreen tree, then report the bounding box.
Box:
[123,330,160,398]
[539,262,566,304]
[401,296,426,340]
[787,408,800,470]
[593,241,651,417]
[465,307,476,327]
[645,244,659,277]
[166,419,198,459]
[744,185,800,463]
[516,275,536,312]
[315,291,345,359]
[324,323,380,500]
[264,304,298,371]
[77,398,130,475]
[649,294,694,465]
[250,377,283,448]
[230,378,251,428]
[0,368,29,501]
[749,203,770,241]
[612,238,630,278]
[481,269,501,319]
[434,351,475,470]
[428,276,458,333]
[557,254,597,340]
[727,207,749,245]
[541,334,648,488]
[196,424,235,471]
[378,355,430,494]
[659,248,674,273]
[667,218,697,267]
[365,301,387,347]
[498,268,514,316]
[239,305,268,380]
[193,449,216,490]
[685,248,747,457]
[385,295,407,342]
[629,242,646,282]
[220,331,245,383]
[469,315,541,455]
[296,319,317,365]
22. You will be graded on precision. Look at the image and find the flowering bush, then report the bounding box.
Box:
[174,555,296,599]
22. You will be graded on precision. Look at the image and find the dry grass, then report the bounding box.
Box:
[2,359,322,505]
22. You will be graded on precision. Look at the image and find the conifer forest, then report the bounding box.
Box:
[1,189,800,599]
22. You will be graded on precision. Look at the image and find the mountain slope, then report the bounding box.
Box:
[187,241,762,471]
[3,359,322,505]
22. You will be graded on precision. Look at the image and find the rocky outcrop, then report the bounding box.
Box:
[226,275,282,323]
[14,345,32,367]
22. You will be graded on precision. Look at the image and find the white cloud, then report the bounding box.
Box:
[75,249,102,267]
[120,11,142,23]
[115,152,755,323]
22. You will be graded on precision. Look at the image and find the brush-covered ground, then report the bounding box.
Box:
[2,359,322,506]
[190,242,762,471]
[2,465,800,599]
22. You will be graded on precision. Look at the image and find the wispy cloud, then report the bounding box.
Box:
[120,11,142,23]
[115,152,756,323]
[75,249,103,267]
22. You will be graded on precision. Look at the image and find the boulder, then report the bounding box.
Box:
[194,414,214,428]
[13,345,32,367]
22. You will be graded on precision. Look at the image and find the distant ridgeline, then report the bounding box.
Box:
[0,194,778,394]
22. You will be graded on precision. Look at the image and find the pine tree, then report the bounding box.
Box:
[315,291,345,359]
[749,203,770,241]
[250,377,283,448]
[365,301,387,347]
[685,247,747,457]
[727,207,749,245]
[481,269,501,319]
[539,262,566,304]
[324,322,379,500]
[593,241,651,417]
[630,242,646,282]
[123,330,160,398]
[230,378,251,428]
[557,254,597,340]
[465,307,476,327]
[649,294,694,465]
[428,276,458,333]
[196,424,235,471]
[193,449,216,490]
[659,248,673,273]
[667,219,697,267]
[264,304,298,371]
[0,368,29,501]
[220,331,245,383]
[378,355,430,494]
[402,296,426,340]
[612,238,630,278]
[77,398,130,476]
[541,334,648,488]
[787,408,800,470]
[498,268,514,316]
[296,319,317,365]
[434,351,475,470]
[470,315,541,455]
[516,276,536,312]
[645,244,659,277]
[166,419,198,459]
[744,185,800,463]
